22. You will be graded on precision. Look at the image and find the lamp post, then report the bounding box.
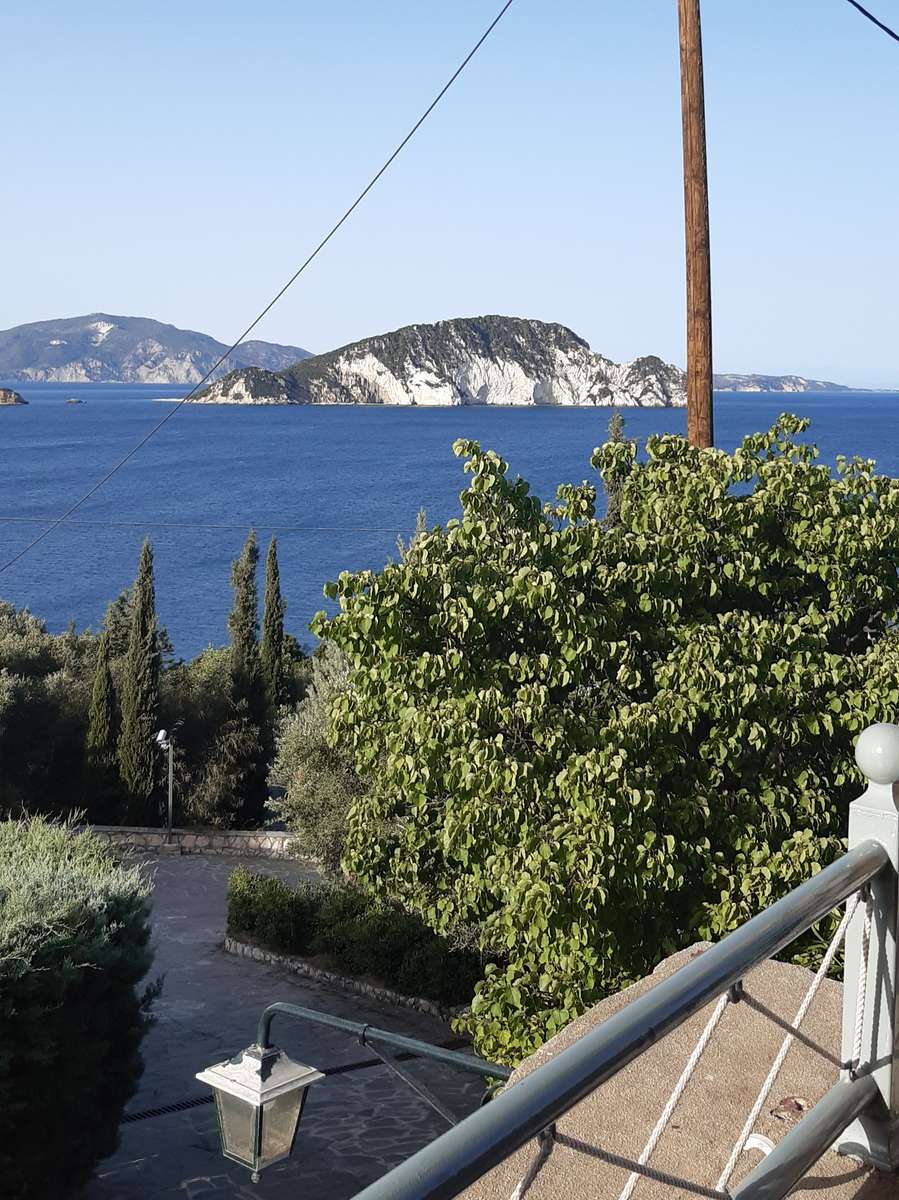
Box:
[155,720,181,845]
[196,1001,509,1183]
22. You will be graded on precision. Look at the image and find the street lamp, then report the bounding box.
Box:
[197,1001,509,1182]
[196,1044,324,1182]
[155,720,181,845]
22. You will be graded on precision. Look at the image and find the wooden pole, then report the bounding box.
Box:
[678,0,714,448]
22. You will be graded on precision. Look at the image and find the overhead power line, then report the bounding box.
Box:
[0,516,411,535]
[0,0,517,577]
[844,0,899,42]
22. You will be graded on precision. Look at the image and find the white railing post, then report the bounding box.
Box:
[836,722,899,1170]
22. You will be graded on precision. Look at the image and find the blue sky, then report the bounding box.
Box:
[3,0,897,385]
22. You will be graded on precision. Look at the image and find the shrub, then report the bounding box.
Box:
[0,817,155,1199]
[272,642,363,872]
[227,869,483,1006]
[314,418,899,1064]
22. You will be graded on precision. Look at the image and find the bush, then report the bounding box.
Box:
[228,867,317,953]
[227,869,483,1006]
[271,642,363,872]
[0,817,155,1199]
[313,418,899,1064]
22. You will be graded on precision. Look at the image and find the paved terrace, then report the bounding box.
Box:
[84,854,484,1200]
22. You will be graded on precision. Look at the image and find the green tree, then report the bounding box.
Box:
[228,531,267,825]
[260,537,286,707]
[118,540,161,821]
[272,641,361,874]
[396,507,428,561]
[104,584,175,664]
[603,408,626,526]
[85,632,121,821]
[316,417,899,1064]
[86,633,116,770]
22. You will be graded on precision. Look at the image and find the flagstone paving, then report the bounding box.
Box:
[83,854,485,1200]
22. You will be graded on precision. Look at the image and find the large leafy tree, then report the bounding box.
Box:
[118,540,161,821]
[260,536,286,708]
[316,417,899,1063]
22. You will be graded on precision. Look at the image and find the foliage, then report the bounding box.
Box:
[227,867,483,1006]
[261,537,287,707]
[118,540,161,821]
[1,534,305,830]
[0,604,95,819]
[396,507,428,562]
[0,817,155,1199]
[104,584,175,665]
[190,705,264,828]
[85,632,123,823]
[228,530,268,825]
[603,408,626,526]
[272,641,362,873]
[315,417,899,1064]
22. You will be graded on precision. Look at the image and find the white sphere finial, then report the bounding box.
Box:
[855,723,899,785]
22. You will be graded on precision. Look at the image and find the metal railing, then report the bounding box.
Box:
[350,722,899,1199]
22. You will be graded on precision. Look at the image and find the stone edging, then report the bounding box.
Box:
[224,935,460,1022]
[84,825,296,859]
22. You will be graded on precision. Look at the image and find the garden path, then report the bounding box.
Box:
[83,853,484,1200]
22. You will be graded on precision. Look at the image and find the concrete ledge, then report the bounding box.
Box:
[84,825,297,859]
[224,934,459,1022]
[461,950,893,1199]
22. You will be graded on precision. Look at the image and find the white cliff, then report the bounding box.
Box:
[194,316,688,408]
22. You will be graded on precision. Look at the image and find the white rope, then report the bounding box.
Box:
[508,889,863,1200]
[617,992,731,1200]
[509,1126,732,1200]
[556,1131,731,1200]
[508,1128,554,1200]
[850,887,874,1074]
[714,891,861,1192]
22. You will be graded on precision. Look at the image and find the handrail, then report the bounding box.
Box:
[730,1073,880,1200]
[350,838,890,1200]
[255,1001,511,1081]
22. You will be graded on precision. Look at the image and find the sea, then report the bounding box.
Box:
[0,383,896,660]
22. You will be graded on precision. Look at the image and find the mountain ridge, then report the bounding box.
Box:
[0,314,311,384]
[194,316,688,408]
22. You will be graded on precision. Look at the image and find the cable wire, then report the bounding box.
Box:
[844,0,899,42]
[0,0,517,576]
[0,516,411,534]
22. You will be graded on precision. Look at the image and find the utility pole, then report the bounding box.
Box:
[678,0,714,448]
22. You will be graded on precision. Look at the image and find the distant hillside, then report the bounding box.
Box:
[193,316,687,407]
[713,373,853,393]
[0,314,311,384]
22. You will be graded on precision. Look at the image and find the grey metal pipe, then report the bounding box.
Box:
[350,838,890,1200]
[255,1001,510,1080]
[731,1073,880,1200]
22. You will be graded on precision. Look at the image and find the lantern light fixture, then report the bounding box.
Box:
[196,1043,324,1182]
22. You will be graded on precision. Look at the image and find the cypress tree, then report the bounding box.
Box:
[118,539,161,820]
[260,537,286,707]
[228,530,267,824]
[229,530,262,700]
[86,632,117,772]
[603,408,627,527]
[85,631,121,821]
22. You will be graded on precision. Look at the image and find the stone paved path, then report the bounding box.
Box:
[83,854,484,1200]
